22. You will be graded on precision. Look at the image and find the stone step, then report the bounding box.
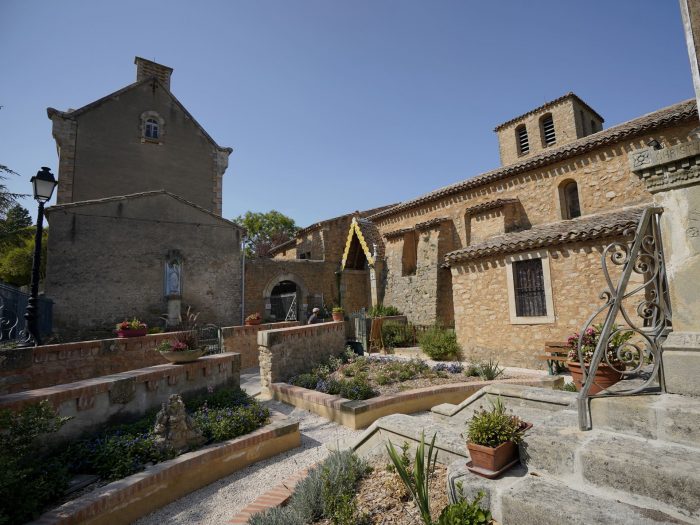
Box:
[580,433,700,520]
[590,393,700,447]
[500,475,691,525]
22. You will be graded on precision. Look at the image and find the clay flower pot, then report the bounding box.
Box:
[116,328,148,338]
[159,348,205,363]
[567,360,623,395]
[467,440,518,473]
[332,311,344,322]
[245,319,262,326]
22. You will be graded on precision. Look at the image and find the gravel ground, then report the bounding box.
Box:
[134,400,363,525]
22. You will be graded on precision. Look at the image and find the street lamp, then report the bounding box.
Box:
[19,167,57,347]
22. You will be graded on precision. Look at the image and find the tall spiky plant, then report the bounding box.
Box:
[386,432,439,525]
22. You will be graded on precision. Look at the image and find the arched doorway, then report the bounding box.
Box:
[269,280,298,321]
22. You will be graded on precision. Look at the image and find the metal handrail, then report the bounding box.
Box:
[577,207,671,430]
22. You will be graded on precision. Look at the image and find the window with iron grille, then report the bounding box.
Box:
[541,115,556,146]
[513,259,547,317]
[516,125,529,155]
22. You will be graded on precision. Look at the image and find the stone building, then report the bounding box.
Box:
[45,58,242,336]
[274,93,697,368]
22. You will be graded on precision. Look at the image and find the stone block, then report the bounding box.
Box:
[519,409,584,476]
[0,347,33,371]
[580,434,700,518]
[661,333,700,396]
[590,396,658,440]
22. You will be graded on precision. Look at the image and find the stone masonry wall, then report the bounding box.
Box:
[0,332,175,395]
[222,321,299,369]
[341,270,370,314]
[45,193,242,337]
[258,322,346,392]
[0,353,240,440]
[450,239,630,369]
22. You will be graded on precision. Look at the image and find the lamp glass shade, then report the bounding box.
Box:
[31,168,57,202]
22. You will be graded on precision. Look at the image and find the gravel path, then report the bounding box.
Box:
[135,400,363,525]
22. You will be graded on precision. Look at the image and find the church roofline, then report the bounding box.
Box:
[493,92,605,131]
[46,77,233,154]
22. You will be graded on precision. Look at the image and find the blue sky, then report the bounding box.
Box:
[0,1,694,227]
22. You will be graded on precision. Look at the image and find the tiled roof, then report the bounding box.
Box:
[45,190,243,230]
[384,217,450,239]
[465,198,519,215]
[355,218,385,259]
[493,92,604,131]
[443,206,647,266]
[268,203,397,256]
[369,99,697,222]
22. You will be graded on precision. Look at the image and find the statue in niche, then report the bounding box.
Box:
[165,257,182,297]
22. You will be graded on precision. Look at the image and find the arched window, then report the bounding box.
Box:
[145,118,159,139]
[560,180,581,219]
[516,124,529,155]
[540,114,556,146]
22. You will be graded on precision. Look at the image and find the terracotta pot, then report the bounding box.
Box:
[245,319,262,326]
[159,348,205,363]
[467,440,518,473]
[567,360,623,395]
[332,312,344,322]
[116,328,148,338]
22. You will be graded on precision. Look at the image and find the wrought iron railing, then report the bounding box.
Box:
[577,207,671,430]
[0,282,53,346]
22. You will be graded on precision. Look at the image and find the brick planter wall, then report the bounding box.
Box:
[258,321,346,394]
[0,353,241,440]
[222,321,298,369]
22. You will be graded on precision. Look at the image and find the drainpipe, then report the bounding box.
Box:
[241,235,246,325]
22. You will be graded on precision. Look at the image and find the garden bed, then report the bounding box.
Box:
[2,387,283,524]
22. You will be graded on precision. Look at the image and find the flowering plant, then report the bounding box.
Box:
[332,306,344,313]
[157,332,198,352]
[567,324,633,365]
[245,312,261,322]
[116,318,147,331]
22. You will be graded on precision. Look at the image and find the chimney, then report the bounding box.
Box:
[134,56,173,90]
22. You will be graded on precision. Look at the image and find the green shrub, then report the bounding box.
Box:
[247,505,305,525]
[465,364,480,377]
[558,381,578,392]
[0,401,71,525]
[338,375,377,400]
[286,466,325,522]
[437,489,492,525]
[368,304,402,317]
[467,397,524,448]
[381,321,413,349]
[418,326,462,361]
[189,386,252,411]
[321,451,371,525]
[291,373,321,389]
[192,402,269,442]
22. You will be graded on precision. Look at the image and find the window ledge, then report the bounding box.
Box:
[141,138,162,145]
[510,315,555,325]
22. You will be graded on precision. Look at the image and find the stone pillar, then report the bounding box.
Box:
[630,140,700,395]
[680,0,700,110]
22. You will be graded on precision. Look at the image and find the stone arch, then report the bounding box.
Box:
[262,272,310,322]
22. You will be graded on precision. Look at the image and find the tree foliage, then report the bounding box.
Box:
[234,210,299,258]
[0,204,44,287]
[0,164,25,218]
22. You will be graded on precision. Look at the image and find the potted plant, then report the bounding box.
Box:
[332,306,344,322]
[566,324,632,395]
[157,332,205,363]
[465,397,529,478]
[115,318,148,338]
[245,312,262,326]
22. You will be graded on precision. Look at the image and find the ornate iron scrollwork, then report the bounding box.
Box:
[577,207,671,430]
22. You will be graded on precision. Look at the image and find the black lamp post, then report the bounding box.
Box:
[19,167,57,347]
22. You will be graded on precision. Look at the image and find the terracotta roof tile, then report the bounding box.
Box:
[493,92,604,131]
[384,217,450,239]
[465,198,519,215]
[369,99,697,222]
[443,206,647,266]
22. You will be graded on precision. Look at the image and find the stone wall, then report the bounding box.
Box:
[340,270,370,314]
[258,322,346,392]
[48,78,230,214]
[45,192,242,336]
[222,321,299,369]
[244,258,339,322]
[0,332,177,395]
[450,239,631,369]
[0,353,240,440]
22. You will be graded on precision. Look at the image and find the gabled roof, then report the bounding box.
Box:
[494,92,605,131]
[443,206,646,266]
[45,189,243,230]
[369,99,697,223]
[268,203,397,256]
[46,78,232,153]
[340,217,384,270]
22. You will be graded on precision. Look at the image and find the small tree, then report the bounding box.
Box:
[234,210,299,258]
[0,164,25,218]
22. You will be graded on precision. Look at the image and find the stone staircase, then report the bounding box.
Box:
[448,392,700,524]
